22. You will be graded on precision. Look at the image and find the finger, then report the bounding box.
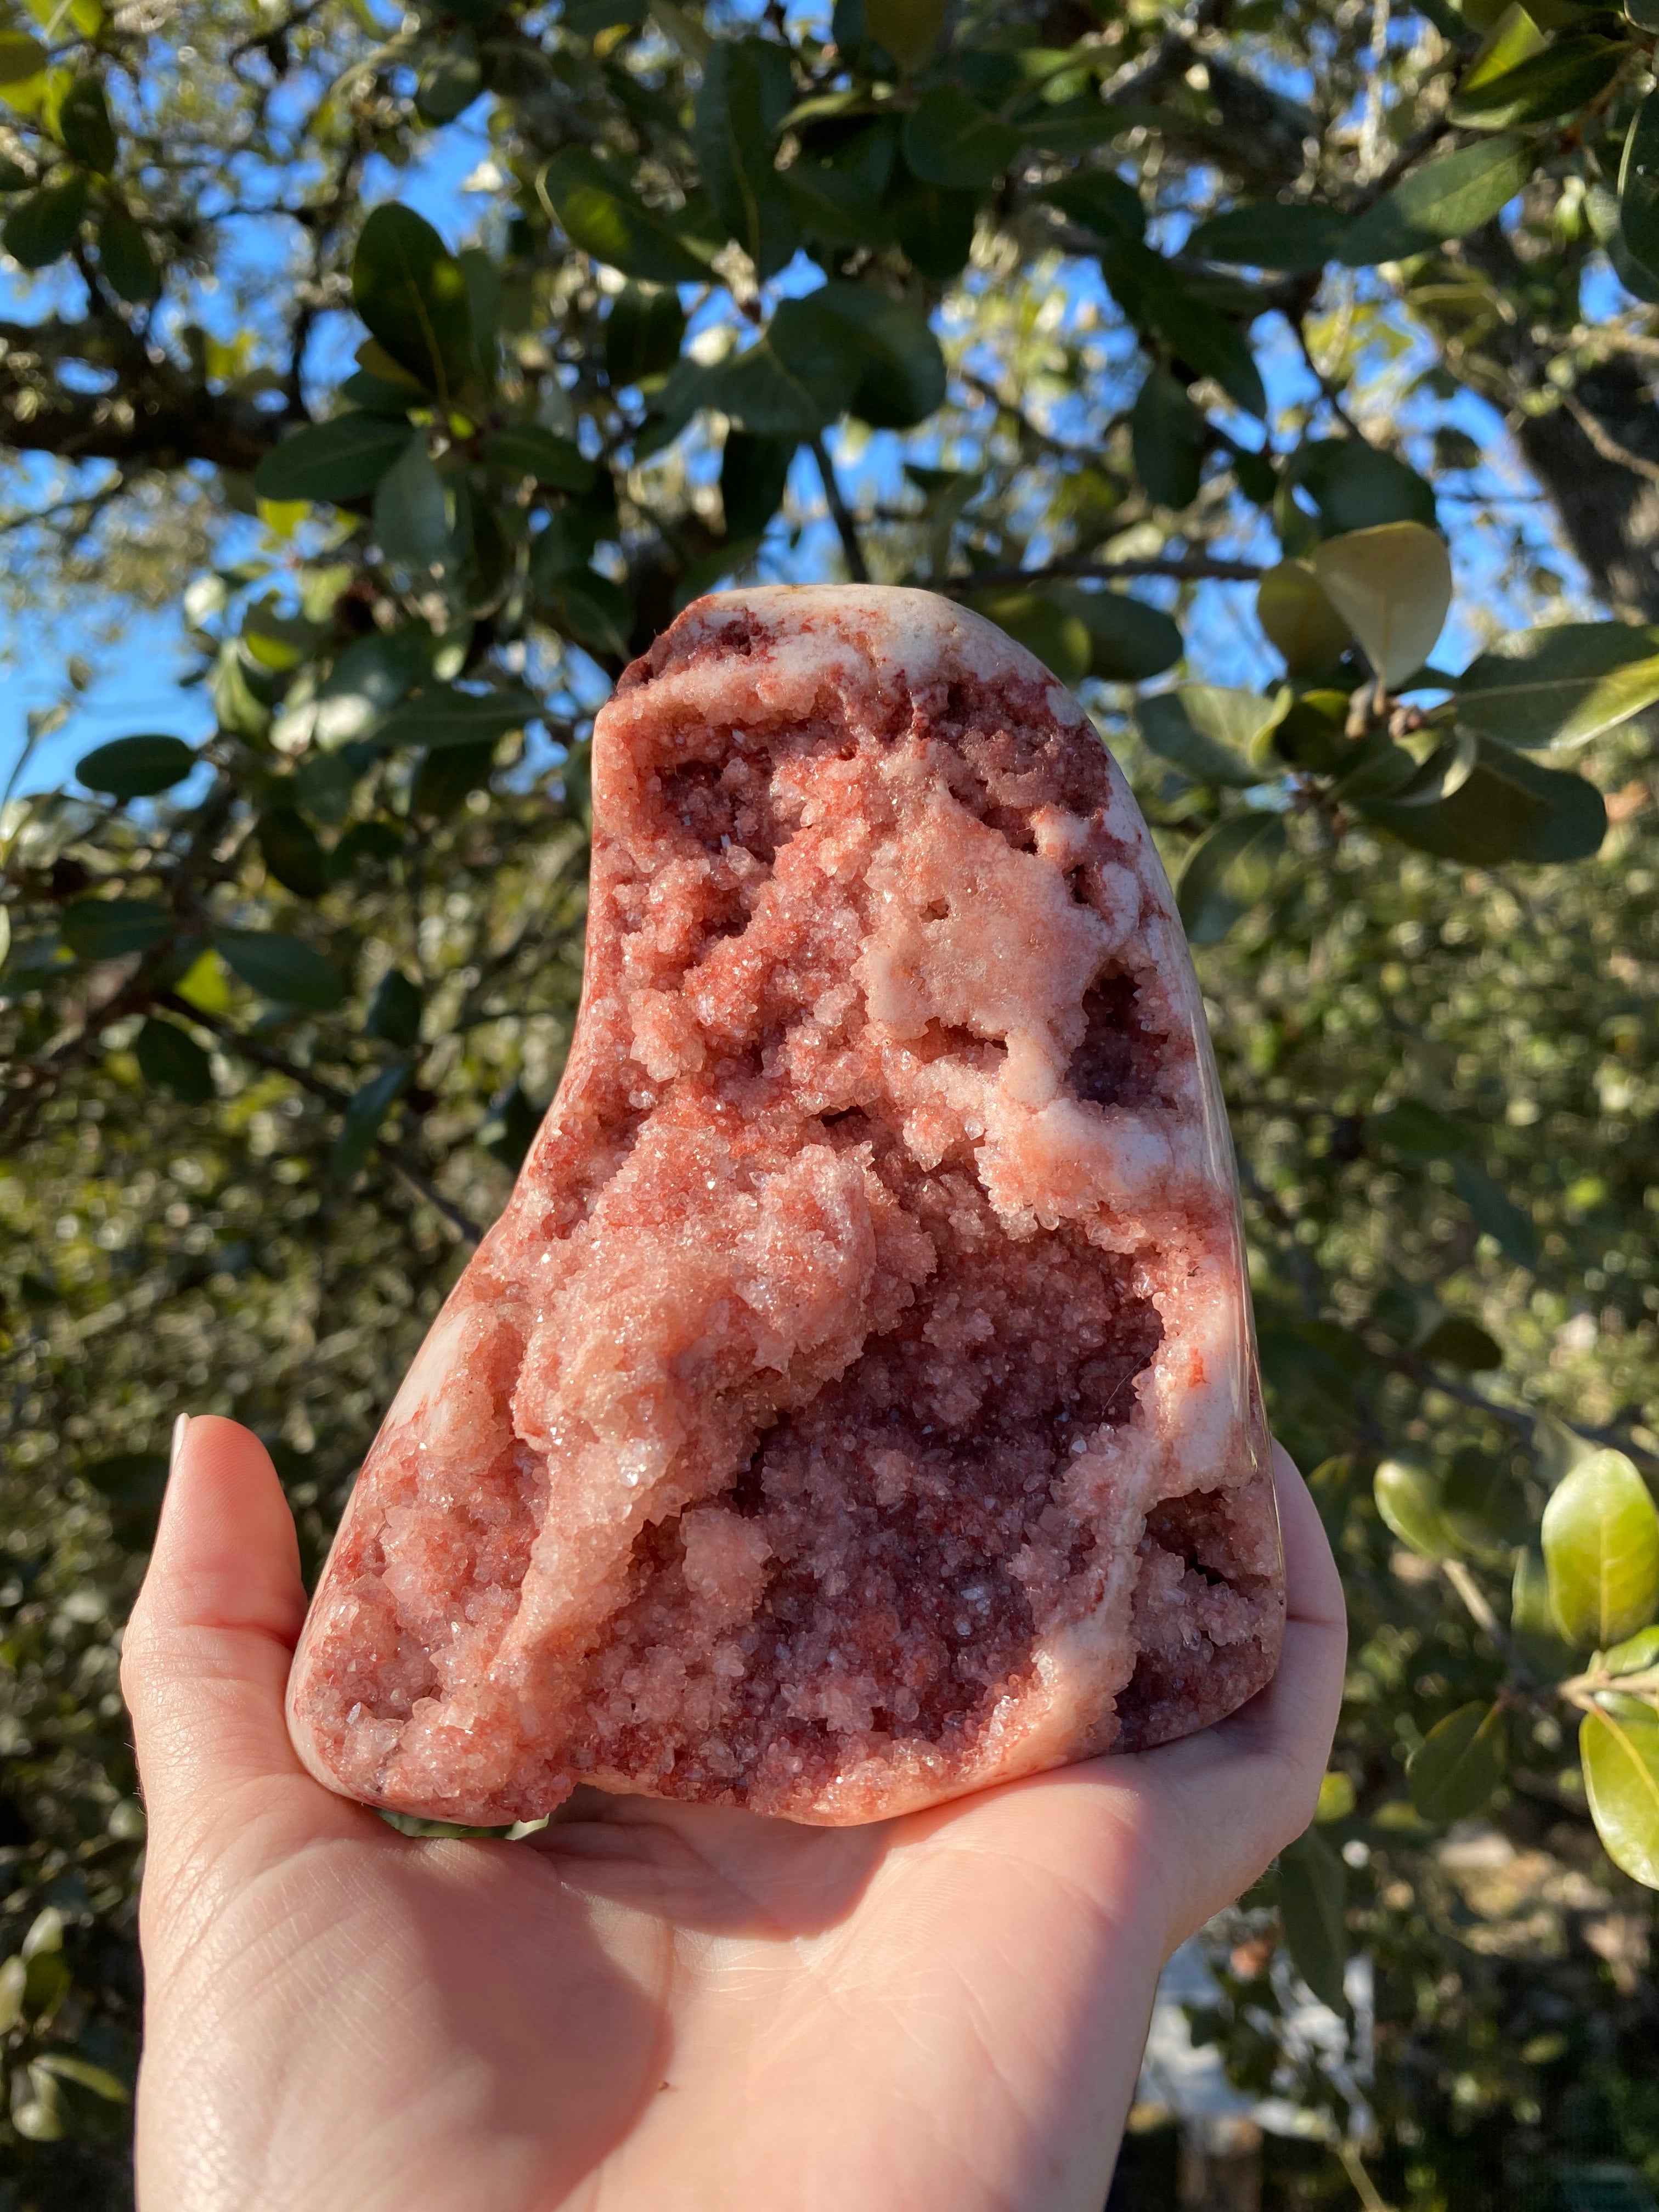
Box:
[121,1415,348,1851]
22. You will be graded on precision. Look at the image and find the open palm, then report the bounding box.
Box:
[122,1417,1344,2212]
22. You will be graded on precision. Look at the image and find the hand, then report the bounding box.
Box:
[122,1417,1345,2212]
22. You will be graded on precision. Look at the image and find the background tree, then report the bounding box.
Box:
[1,0,1658,2204]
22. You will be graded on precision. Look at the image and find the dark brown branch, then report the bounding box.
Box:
[941,554,1265,592]
[810,432,870,584]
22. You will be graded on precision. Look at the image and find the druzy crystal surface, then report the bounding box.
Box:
[286,586,1282,1826]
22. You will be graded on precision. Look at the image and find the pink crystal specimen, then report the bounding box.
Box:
[286,586,1282,1827]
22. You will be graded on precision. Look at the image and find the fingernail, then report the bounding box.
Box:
[170,1412,191,1475]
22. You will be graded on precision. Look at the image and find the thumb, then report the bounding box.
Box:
[121,1415,354,1856]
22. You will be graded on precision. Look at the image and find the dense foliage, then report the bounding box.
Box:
[2,0,1658,2204]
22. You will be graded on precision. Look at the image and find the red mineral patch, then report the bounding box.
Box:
[286,586,1281,1827]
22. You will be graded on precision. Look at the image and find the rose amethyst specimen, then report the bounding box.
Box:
[287,586,1282,1827]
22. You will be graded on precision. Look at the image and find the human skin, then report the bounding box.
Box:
[121,1414,1345,2212]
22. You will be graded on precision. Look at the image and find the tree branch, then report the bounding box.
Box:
[810,432,870,584]
[941,554,1266,592]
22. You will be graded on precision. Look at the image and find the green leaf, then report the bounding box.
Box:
[1277,1827,1348,2012]
[1131,368,1203,510]
[97,202,159,302]
[215,929,347,1012]
[1372,1097,1471,1158]
[63,896,172,962]
[1581,1697,1659,1889]
[0,1955,24,2034]
[332,1061,410,1181]
[253,414,415,503]
[1341,134,1532,262]
[865,0,946,67]
[1603,1625,1659,1677]
[1044,171,1145,246]
[1359,734,1606,866]
[1256,561,1352,679]
[812,281,945,429]
[709,295,865,436]
[75,733,194,799]
[57,72,115,170]
[605,284,686,386]
[541,569,635,661]
[481,425,595,493]
[365,968,422,1048]
[1417,1314,1503,1370]
[1409,1702,1507,1822]
[1189,200,1354,273]
[1176,812,1288,944]
[313,631,429,749]
[1542,1449,1659,1650]
[1452,1158,1539,1267]
[1513,1543,1575,1673]
[0,30,47,83]
[694,36,798,279]
[889,177,978,279]
[32,2054,129,2103]
[2,172,87,268]
[352,204,473,400]
[411,741,496,819]
[1456,622,1659,748]
[374,436,452,574]
[257,808,330,900]
[969,588,1092,684]
[134,1016,213,1104]
[1374,1456,1460,1559]
[538,149,711,285]
[902,87,1022,189]
[721,430,795,539]
[1051,587,1182,682]
[1449,35,1627,129]
[415,34,482,124]
[1313,522,1452,687]
[1619,93,1659,278]
[1295,439,1437,533]
[1138,687,1277,785]
[374,684,540,751]
[1108,249,1266,417]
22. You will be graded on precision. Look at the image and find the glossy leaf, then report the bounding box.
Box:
[253,415,415,504]
[694,36,798,279]
[1513,1543,1576,1673]
[1341,134,1532,262]
[812,282,945,429]
[1044,171,1145,246]
[864,0,945,67]
[1277,1827,1348,2012]
[889,177,977,279]
[332,1061,410,1181]
[902,87,1022,189]
[0,30,47,82]
[1051,588,1183,682]
[258,809,329,900]
[1619,94,1659,279]
[1132,369,1203,510]
[1138,687,1276,785]
[1189,200,1353,272]
[1409,1701,1507,1822]
[75,733,194,799]
[539,150,710,285]
[481,426,595,493]
[1359,736,1606,866]
[374,685,541,751]
[721,430,795,538]
[604,284,686,386]
[365,968,422,1049]
[352,204,473,399]
[215,929,348,1012]
[1455,622,1659,748]
[374,437,452,574]
[1176,813,1288,945]
[57,74,116,171]
[1581,1697,1659,1889]
[709,295,864,436]
[1452,1158,1539,1268]
[1375,1457,1460,1559]
[1449,36,1626,129]
[32,2053,128,2102]
[416,36,481,124]
[1603,1625,1659,1678]
[97,203,159,302]
[970,589,1092,685]
[1542,1449,1659,1651]
[1313,522,1452,687]
[134,1017,213,1104]
[1257,561,1353,678]
[62,897,172,962]
[1297,440,1437,535]
[543,568,634,660]
[2,173,87,268]
[1416,1314,1503,1370]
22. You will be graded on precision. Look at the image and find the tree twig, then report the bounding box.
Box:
[810,432,870,584]
[941,554,1266,592]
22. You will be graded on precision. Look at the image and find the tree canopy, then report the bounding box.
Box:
[2,0,1659,2203]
